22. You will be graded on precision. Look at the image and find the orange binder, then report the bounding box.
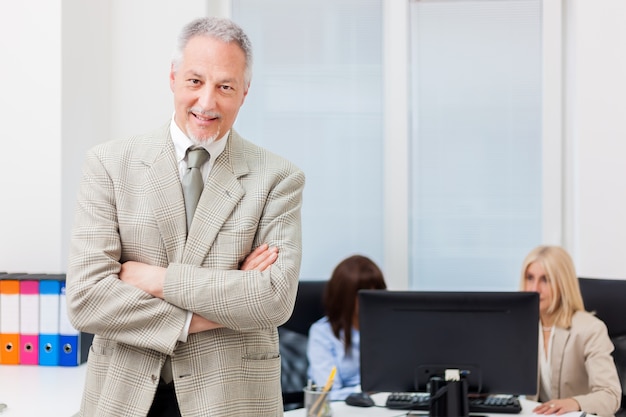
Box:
[0,277,21,364]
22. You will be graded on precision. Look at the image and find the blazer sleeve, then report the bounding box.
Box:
[66,142,187,355]
[571,317,622,416]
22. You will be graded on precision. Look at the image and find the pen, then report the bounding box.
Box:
[308,366,336,417]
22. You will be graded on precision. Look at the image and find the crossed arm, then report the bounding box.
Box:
[119,243,279,334]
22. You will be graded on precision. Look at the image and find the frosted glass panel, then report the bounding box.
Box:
[410,0,542,290]
[232,0,384,279]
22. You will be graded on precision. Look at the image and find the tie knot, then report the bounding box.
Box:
[187,147,210,169]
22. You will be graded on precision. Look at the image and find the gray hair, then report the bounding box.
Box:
[172,17,253,85]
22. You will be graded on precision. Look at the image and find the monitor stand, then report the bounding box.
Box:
[428,376,469,417]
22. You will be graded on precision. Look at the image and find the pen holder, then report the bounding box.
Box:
[303,386,333,417]
[429,377,469,417]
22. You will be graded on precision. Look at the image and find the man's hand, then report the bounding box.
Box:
[240,243,278,271]
[189,243,277,334]
[119,261,166,299]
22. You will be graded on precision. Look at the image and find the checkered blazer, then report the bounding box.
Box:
[67,124,304,416]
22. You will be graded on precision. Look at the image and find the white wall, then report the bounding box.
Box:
[61,0,112,272]
[1,1,63,273]
[565,0,626,278]
[2,0,626,280]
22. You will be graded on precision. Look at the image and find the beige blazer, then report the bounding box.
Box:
[67,125,304,417]
[529,311,622,417]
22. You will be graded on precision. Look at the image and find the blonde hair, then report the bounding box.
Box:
[519,245,585,328]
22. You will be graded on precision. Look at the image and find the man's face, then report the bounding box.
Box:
[170,35,249,144]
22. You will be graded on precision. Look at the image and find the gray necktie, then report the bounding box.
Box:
[181,147,210,231]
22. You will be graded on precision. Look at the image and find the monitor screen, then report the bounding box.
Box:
[359,290,539,396]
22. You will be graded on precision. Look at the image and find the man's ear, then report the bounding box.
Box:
[241,82,251,104]
[169,64,176,92]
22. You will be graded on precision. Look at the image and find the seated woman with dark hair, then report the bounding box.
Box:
[520,245,621,416]
[306,255,387,401]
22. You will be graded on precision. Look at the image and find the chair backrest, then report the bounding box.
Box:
[282,280,327,336]
[578,277,626,409]
[279,280,326,410]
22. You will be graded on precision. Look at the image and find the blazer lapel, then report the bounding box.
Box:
[183,130,249,265]
[143,132,188,264]
[550,326,570,398]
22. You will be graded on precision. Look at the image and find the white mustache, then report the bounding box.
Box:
[188,108,221,119]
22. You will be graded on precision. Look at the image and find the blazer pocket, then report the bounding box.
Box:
[242,352,281,379]
[90,337,116,357]
[241,353,282,402]
[84,339,117,403]
[212,218,260,258]
[243,352,280,361]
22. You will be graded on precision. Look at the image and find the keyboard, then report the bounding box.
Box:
[468,395,523,414]
[385,392,522,414]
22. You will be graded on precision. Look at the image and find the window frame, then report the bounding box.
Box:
[222,0,565,289]
[383,0,563,289]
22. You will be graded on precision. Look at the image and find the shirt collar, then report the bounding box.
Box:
[170,115,229,163]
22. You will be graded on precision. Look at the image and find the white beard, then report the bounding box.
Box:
[186,108,221,145]
[187,129,218,146]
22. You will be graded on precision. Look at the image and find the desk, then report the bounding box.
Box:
[0,364,86,416]
[284,393,543,417]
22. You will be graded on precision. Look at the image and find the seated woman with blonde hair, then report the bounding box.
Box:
[520,245,621,416]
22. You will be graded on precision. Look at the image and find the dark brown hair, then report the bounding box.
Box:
[324,255,386,354]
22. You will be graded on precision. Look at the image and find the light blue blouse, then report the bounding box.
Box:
[306,317,361,401]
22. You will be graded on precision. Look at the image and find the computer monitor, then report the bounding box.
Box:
[359,290,539,396]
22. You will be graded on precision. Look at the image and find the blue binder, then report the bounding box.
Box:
[38,278,61,366]
[58,280,80,366]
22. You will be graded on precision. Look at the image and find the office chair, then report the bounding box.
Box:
[279,280,326,410]
[579,277,626,416]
